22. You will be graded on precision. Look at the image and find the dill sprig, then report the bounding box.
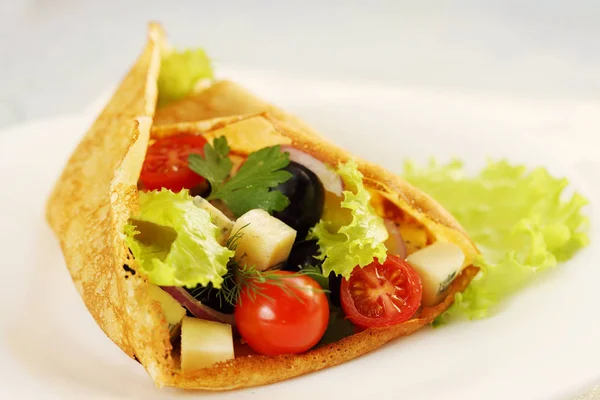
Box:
[234,265,329,306]
[188,263,237,310]
[225,223,248,251]
[190,262,329,307]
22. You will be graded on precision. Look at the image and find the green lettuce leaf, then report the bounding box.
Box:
[309,159,388,278]
[157,48,214,107]
[403,159,590,323]
[124,189,233,288]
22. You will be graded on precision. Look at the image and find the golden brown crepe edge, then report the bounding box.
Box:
[45,23,179,384]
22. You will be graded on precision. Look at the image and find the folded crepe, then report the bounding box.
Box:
[46,23,479,390]
[153,79,322,137]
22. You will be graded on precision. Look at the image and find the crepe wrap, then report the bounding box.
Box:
[46,23,479,390]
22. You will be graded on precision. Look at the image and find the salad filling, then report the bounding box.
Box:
[128,132,430,366]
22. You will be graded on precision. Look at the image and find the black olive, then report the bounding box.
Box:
[328,273,342,307]
[272,161,325,239]
[284,240,341,306]
[189,180,211,198]
[186,262,236,314]
[283,240,323,272]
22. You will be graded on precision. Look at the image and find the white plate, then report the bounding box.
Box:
[1,66,599,400]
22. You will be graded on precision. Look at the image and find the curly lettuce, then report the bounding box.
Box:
[124,189,233,289]
[157,48,214,107]
[403,159,590,322]
[309,159,388,278]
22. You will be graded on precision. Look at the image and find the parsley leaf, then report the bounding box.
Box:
[216,188,289,217]
[188,137,292,217]
[188,136,232,187]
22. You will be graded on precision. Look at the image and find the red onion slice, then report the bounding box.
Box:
[281,146,343,196]
[384,219,407,259]
[161,286,235,326]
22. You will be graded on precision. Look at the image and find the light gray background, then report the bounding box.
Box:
[1,1,599,398]
[1,0,600,128]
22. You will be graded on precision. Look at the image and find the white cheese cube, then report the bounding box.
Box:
[231,209,297,271]
[147,285,186,336]
[193,196,234,245]
[406,242,465,307]
[180,317,234,371]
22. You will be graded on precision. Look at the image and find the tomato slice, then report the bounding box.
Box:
[140,134,208,192]
[340,255,423,328]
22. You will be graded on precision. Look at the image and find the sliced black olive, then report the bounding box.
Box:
[186,262,236,314]
[283,240,323,272]
[272,161,325,239]
[189,180,211,198]
[328,273,342,307]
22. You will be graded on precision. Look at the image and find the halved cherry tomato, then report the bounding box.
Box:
[140,134,208,192]
[235,271,329,356]
[340,255,422,328]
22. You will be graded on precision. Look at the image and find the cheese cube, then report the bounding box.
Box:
[180,317,234,371]
[193,196,234,245]
[406,242,465,307]
[231,209,296,270]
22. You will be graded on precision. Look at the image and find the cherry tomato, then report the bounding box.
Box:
[140,134,208,192]
[235,271,329,356]
[340,255,422,328]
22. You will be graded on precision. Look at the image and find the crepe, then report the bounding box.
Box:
[46,23,479,390]
[154,79,322,137]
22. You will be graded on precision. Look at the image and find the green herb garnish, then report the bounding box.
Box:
[188,137,292,218]
[190,263,328,307]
